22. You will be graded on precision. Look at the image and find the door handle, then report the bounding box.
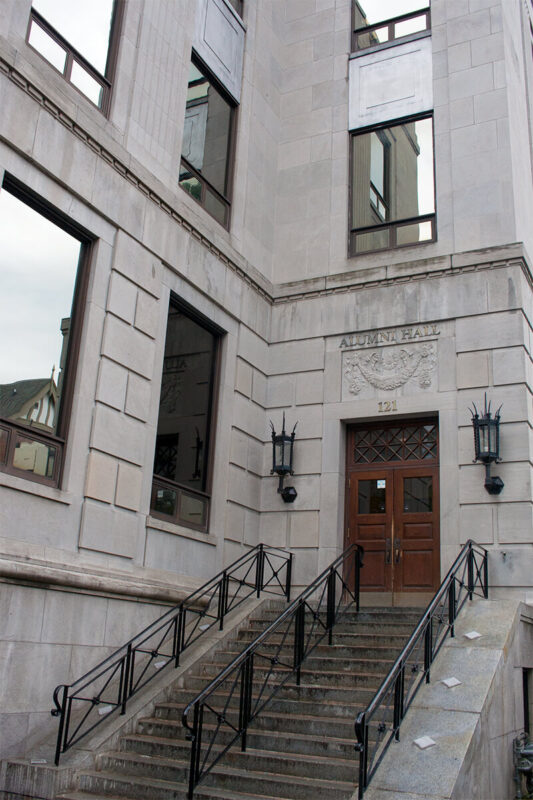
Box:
[385,538,391,564]
[394,538,401,564]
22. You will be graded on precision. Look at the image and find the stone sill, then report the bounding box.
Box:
[146,515,218,546]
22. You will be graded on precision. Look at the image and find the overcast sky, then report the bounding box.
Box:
[33,0,113,73]
[0,189,80,385]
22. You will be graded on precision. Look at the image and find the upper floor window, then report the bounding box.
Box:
[0,177,91,486]
[151,299,221,532]
[353,0,430,52]
[350,115,435,255]
[27,0,122,112]
[179,59,236,229]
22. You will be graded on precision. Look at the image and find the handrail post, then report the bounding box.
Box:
[355,546,362,612]
[218,572,228,631]
[53,684,68,766]
[239,653,254,752]
[255,543,264,598]
[285,552,293,602]
[355,712,368,800]
[467,542,474,600]
[327,567,336,646]
[187,702,202,800]
[483,549,489,599]
[121,643,132,714]
[294,601,305,685]
[424,618,433,683]
[448,578,456,638]
[393,665,404,740]
[174,605,184,667]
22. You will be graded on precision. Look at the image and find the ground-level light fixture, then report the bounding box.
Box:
[470,394,504,495]
[270,412,298,503]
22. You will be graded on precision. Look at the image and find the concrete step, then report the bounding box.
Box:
[249,608,421,624]
[211,642,408,662]
[124,723,356,760]
[195,658,396,683]
[98,741,357,783]
[183,672,385,698]
[76,764,356,800]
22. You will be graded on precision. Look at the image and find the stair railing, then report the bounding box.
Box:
[51,543,292,766]
[182,543,364,799]
[355,539,488,798]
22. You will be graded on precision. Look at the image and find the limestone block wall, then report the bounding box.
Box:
[0,581,171,758]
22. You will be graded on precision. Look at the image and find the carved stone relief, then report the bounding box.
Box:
[342,342,437,397]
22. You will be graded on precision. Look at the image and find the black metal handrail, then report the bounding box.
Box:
[51,543,292,765]
[182,543,364,799]
[355,539,488,798]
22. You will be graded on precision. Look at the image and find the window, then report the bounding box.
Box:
[27,0,122,112]
[150,300,221,532]
[0,177,91,486]
[353,0,430,51]
[179,59,236,228]
[350,115,435,255]
[226,0,243,15]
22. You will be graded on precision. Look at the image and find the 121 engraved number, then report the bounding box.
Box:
[378,400,397,413]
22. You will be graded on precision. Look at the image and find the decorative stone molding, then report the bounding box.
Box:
[343,342,437,395]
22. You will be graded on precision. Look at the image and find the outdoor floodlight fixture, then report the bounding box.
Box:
[470,394,504,495]
[270,412,298,503]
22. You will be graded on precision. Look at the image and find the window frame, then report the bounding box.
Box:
[0,175,93,488]
[179,54,237,230]
[349,113,437,257]
[352,2,431,53]
[26,1,124,115]
[150,296,223,533]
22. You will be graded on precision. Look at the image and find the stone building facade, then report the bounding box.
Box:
[1,0,533,761]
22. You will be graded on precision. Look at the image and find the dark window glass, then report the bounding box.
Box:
[151,302,219,531]
[403,476,432,512]
[351,116,435,254]
[226,0,243,16]
[0,181,87,485]
[179,60,235,227]
[358,479,387,513]
[28,0,120,110]
[353,1,430,50]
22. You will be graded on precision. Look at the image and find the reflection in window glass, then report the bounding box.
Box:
[180,60,234,205]
[153,304,216,494]
[0,188,81,438]
[13,437,56,478]
[403,476,432,512]
[354,0,428,28]
[70,61,104,106]
[178,58,235,227]
[351,117,434,251]
[32,0,115,74]
[358,479,386,514]
[28,21,67,72]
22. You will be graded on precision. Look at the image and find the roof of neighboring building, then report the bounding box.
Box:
[0,378,51,419]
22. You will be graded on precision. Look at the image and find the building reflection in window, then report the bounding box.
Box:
[0,185,82,481]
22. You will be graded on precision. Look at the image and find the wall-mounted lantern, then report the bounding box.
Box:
[270,412,298,503]
[470,394,504,495]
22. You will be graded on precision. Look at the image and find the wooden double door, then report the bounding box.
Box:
[345,420,440,600]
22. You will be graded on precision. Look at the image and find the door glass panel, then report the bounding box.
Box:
[403,476,432,512]
[358,479,386,513]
